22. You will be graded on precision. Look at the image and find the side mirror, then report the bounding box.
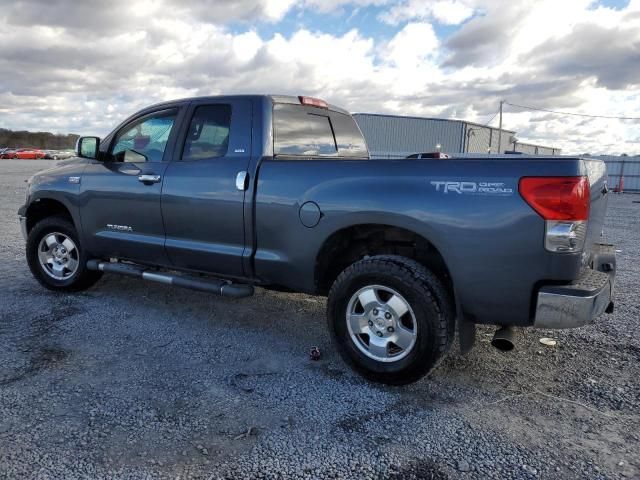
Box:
[76,136,100,159]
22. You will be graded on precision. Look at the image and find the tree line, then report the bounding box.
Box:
[0,129,79,150]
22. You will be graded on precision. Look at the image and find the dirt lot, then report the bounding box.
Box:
[0,160,638,479]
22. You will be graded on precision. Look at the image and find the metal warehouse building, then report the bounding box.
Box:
[353,113,561,157]
[590,155,640,193]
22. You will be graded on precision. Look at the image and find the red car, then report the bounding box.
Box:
[12,148,46,159]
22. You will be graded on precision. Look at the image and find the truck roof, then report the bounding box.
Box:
[137,94,350,115]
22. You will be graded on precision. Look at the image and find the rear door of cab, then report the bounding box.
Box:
[161,98,253,277]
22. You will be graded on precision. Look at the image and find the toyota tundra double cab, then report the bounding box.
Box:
[18,94,616,384]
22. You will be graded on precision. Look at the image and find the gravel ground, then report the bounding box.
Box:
[0,160,638,480]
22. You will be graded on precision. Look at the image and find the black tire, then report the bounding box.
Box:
[26,215,102,292]
[327,255,454,385]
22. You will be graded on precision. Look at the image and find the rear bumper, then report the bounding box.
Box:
[533,244,615,329]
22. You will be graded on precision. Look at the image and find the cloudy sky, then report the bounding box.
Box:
[0,0,639,154]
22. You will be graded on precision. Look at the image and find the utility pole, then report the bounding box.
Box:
[497,100,504,154]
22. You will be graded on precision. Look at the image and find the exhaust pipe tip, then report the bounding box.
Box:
[491,326,515,351]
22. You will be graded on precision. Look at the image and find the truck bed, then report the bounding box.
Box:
[253,155,608,326]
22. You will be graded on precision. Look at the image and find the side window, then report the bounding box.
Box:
[273,104,337,157]
[182,105,231,161]
[111,110,177,162]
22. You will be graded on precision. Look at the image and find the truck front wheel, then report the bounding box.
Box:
[26,215,102,292]
[327,255,453,385]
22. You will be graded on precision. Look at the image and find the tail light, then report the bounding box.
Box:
[519,176,590,253]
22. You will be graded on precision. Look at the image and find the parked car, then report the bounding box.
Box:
[43,150,75,160]
[0,148,17,159]
[406,152,450,159]
[58,150,76,160]
[13,148,46,159]
[18,94,616,384]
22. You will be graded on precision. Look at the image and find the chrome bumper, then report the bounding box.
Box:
[534,245,615,329]
[19,215,28,241]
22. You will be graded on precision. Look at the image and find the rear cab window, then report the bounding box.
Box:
[182,105,231,161]
[273,104,368,159]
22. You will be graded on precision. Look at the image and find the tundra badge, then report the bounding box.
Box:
[107,224,133,232]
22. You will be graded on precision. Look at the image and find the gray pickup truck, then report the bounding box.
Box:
[18,94,616,384]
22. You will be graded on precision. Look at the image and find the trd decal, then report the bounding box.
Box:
[430,181,514,196]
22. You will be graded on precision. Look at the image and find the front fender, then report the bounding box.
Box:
[22,161,87,236]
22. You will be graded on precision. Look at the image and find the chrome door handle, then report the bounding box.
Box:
[236,171,249,191]
[138,174,161,184]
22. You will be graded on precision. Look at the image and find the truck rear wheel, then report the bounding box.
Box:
[327,255,453,385]
[26,216,102,292]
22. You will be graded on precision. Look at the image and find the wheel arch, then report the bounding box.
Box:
[314,224,456,313]
[25,197,76,235]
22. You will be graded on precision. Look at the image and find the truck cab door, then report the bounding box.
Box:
[79,107,184,265]
[161,99,252,277]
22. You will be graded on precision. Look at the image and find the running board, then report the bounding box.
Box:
[86,260,254,298]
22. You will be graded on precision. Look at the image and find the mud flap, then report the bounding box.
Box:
[458,317,476,354]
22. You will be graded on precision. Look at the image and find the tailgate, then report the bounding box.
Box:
[583,158,609,264]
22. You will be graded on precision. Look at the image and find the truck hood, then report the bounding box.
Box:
[29,157,87,182]
[27,158,88,196]
[52,156,87,168]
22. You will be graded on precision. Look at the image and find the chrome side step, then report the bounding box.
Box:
[86,260,254,298]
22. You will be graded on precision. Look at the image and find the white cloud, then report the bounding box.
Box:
[302,0,388,14]
[431,1,474,24]
[384,22,439,67]
[380,0,474,26]
[233,31,264,61]
[263,0,298,19]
